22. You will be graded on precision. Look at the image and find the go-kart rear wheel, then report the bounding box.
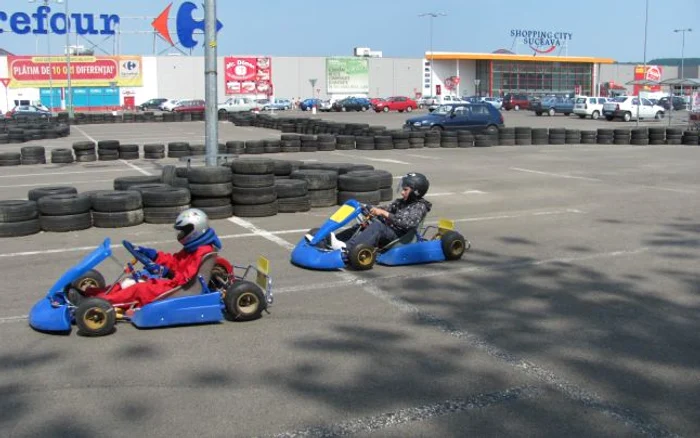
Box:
[224,281,266,322]
[71,269,106,292]
[348,244,376,270]
[441,231,466,261]
[75,298,116,337]
[208,264,230,291]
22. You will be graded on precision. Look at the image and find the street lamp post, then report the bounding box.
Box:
[637,0,650,127]
[29,0,56,112]
[674,28,692,96]
[474,79,481,98]
[418,12,446,97]
[63,0,74,119]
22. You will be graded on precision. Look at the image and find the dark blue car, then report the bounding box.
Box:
[404,103,504,134]
[300,98,321,111]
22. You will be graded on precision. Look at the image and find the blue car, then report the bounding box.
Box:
[300,98,322,111]
[28,238,273,336]
[404,102,504,134]
[290,200,469,271]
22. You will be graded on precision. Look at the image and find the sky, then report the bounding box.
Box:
[0,0,698,62]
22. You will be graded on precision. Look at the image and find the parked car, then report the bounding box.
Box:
[262,98,292,111]
[530,97,575,116]
[299,98,321,111]
[481,97,503,110]
[6,105,51,120]
[160,99,183,112]
[172,99,205,113]
[319,100,333,112]
[217,97,258,115]
[573,96,610,119]
[332,97,371,112]
[404,103,504,134]
[461,96,481,104]
[373,96,418,113]
[428,95,466,112]
[370,98,385,106]
[417,95,437,109]
[502,93,532,111]
[657,96,686,111]
[138,98,168,111]
[602,96,665,122]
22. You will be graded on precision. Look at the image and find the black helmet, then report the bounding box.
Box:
[399,172,430,200]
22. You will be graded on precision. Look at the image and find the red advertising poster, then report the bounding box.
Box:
[224,56,272,95]
[6,55,143,88]
[633,65,662,95]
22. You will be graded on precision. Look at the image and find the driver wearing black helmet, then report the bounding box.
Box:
[333,172,432,253]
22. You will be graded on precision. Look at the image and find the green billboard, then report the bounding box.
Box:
[326,57,369,94]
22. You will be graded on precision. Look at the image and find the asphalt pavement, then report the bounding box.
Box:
[0,114,698,437]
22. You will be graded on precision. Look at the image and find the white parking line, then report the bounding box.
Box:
[120,160,153,176]
[73,126,97,143]
[428,192,455,197]
[510,167,602,182]
[331,151,411,165]
[0,168,142,178]
[405,154,442,160]
[463,190,486,195]
[0,179,116,188]
[227,216,296,250]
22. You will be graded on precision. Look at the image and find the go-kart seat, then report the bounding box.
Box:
[153,252,219,301]
[381,220,424,251]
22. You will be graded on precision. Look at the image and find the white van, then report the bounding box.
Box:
[573,96,610,120]
[428,95,466,112]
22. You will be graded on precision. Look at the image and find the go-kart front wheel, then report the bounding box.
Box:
[75,298,116,337]
[224,281,266,322]
[348,244,376,270]
[71,269,106,292]
[441,231,467,261]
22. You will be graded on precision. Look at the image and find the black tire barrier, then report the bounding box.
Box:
[28,186,78,202]
[37,193,92,232]
[113,175,163,191]
[0,118,71,144]
[0,200,41,237]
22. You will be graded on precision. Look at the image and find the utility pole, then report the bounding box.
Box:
[674,28,692,95]
[637,0,649,127]
[65,0,73,119]
[204,0,219,166]
[419,12,446,97]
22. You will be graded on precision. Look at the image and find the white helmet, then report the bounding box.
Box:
[174,208,209,246]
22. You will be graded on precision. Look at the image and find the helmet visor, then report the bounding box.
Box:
[175,223,194,242]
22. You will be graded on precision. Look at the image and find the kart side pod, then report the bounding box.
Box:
[130,293,224,329]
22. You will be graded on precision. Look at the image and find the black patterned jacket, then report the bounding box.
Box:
[381,198,432,234]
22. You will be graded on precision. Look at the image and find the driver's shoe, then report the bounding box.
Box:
[329,232,347,251]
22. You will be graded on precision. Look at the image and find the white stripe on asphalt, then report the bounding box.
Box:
[120,160,153,176]
[331,151,411,165]
[463,190,486,194]
[73,126,98,143]
[427,192,455,197]
[510,167,602,181]
[227,216,297,250]
[0,209,583,258]
[0,179,116,188]
[405,154,442,160]
[0,168,144,178]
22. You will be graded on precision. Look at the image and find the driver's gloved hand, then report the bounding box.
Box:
[136,246,158,261]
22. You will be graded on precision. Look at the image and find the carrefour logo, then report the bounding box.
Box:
[152,2,223,49]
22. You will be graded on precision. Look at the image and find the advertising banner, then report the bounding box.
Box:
[326,58,369,94]
[633,65,662,95]
[692,92,700,112]
[224,56,272,95]
[7,55,142,88]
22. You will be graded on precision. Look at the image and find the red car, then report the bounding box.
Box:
[173,99,205,113]
[373,96,418,113]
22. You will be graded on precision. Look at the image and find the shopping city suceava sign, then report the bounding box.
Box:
[0,2,223,49]
[510,29,573,54]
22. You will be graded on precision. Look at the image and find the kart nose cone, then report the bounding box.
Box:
[290,238,346,271]
[29,298,71,333]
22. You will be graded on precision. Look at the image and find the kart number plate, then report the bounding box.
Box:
[330,205,355,223]
[438,219,454,232]
[256,256,270,290]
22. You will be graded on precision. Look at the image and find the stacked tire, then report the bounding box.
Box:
[355,135,375,151]
[51,148,75,164]
[565,129,581,145]
[0,200,41,237]
[20,146,46,165]
[143,144,165,159]
[245,140,264,154]
[97,140,120,161]
[226,140,245,155]
[90,191,144,228]
[648,127,666,145]
[391,131,410,150]
[300,135,318,152]
[425,131,441,148]
[409,132,426,148]
[139,186,191,224]
[532,128,549,145]
[374,135,393,151]
[630,128,649,146]
[118,144,140,160]
[317,135,336,151]
[337,169,393,205]
[457,130,474,148]
[666,128,682,145]
[336,135,355,151]
[37,192,92,232]
[281,134,302,152]
[549,128,565,145]
[597,129,613,145]
[168,142,190,158]
[160,164,190,189]
[580,130,597,144]
[73,141,97,162]
[275,179,310,213]
[230,158,278,217]
[264,139,282,153]
[514,127,532,146]
[613,129,631,145]
[290,169,337,208]
[189,144,205,156]
[498,128,515,146]
[682,130,699,146]
[186,166,234,219]
[474,134,492,148]
[113,175,163,191]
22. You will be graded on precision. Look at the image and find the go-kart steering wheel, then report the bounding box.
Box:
[122,240,167,276]
[356,204,373,225]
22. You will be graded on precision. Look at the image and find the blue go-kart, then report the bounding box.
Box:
[291,199,470,271]
[28,238,273,337]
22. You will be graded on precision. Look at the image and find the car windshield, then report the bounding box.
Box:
[611,97,627,102]
[575,98,586,103]
[433,105,454,115]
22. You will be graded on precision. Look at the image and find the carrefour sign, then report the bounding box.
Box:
[510,29,573,54]
[0,6,120,35]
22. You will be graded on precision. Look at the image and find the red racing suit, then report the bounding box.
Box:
[92,244,216,308]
